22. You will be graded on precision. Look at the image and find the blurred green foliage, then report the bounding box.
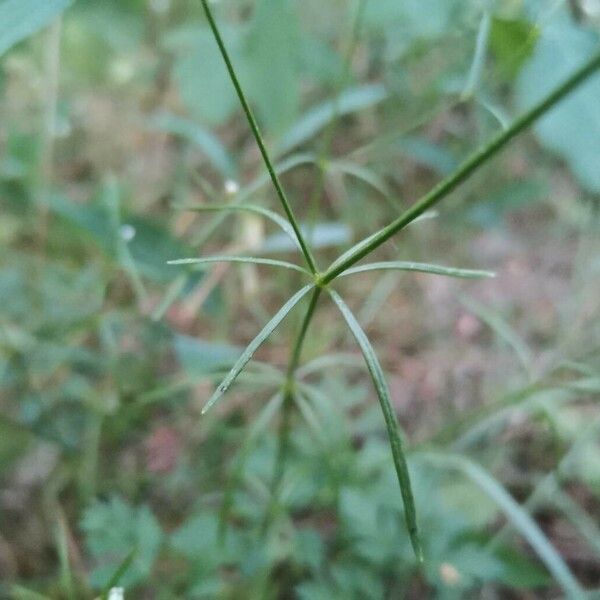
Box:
[1,0,599,598]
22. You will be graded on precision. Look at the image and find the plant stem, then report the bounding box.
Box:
[199,0,318,275]
[262,287,322,532]
[321,49,600,284]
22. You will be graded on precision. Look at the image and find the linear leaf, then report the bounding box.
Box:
[203,285,314,414]
[168,255,310,274]
[328,289,422,561]
[0,0,72,56]
[180,203,299,247]
[342,261,495,279]
[420,452,583,598]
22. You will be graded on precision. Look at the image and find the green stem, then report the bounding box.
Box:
[262,287,322,532]
[199,0,318,275]
[321,49,600,284]
[286,287,322,380]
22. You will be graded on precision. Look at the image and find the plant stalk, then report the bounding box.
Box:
[199,0,318,275]
[321,48,600,284]
[262,287,322,532]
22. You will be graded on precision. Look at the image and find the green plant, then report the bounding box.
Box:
[165,0,600,565]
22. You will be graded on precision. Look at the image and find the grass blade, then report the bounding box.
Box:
[179,203,299,248]
[100,548,137,599]
[168,255,310,275]
[420,452,583,598]
[328,289,422,561]
[341,261,495,279]
[203,285,314,414]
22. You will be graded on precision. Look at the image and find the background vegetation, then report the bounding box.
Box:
[1,0,599,597]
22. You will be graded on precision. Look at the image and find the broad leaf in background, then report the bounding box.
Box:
[244,0,300,134]
[174,335,241,379]
[0,0,72,56]
[168,24,247,126]
[49,195,194,282]
[81,496,163,589]
[517,13,600,193]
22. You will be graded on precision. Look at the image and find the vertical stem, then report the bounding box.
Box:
[199,0,318,275]
[262,287,322,532]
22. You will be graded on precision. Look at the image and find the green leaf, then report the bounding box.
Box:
[180,203,300,248]
[169,24,244,126]
[168,255,310,275]
[516,13,600,192]
[276,84,388,156]
[245,0,300,133]
[330,160,392,199]
[149,112,236,178]
[421,453,584,598]
[202,285,314,414]
[327,289,422,561]
[0,0,72,56]
[490,17,539,80]
[262,222,351,253]
[81,496,163,589]
[341,261,495,279]
[174,335,242,380]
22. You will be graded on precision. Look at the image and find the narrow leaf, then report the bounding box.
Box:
[168,255,310,274]
[100,549,137,599]
[203,285,314,414]
[328,289,422,561]
[180,203,299,247]
[421,452,583,598]
[342,261,495,279]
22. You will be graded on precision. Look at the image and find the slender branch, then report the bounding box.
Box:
[321,49,600,284]
[199,0,318,274]
[262,287,322,532]
[286,287,323,380]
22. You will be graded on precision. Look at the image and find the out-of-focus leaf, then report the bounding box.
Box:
[245,0,300,133]
[168,25,245,126]
[149,112,237,178]
[0,0,73,56]
[276,84,388,156]
[489,17,539,79]
[48,195,194,282]
[81,496,163,589]
[466,179,546,227]
[516,14,600,192]
[262,222,352,253]
[174,335,241,379]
